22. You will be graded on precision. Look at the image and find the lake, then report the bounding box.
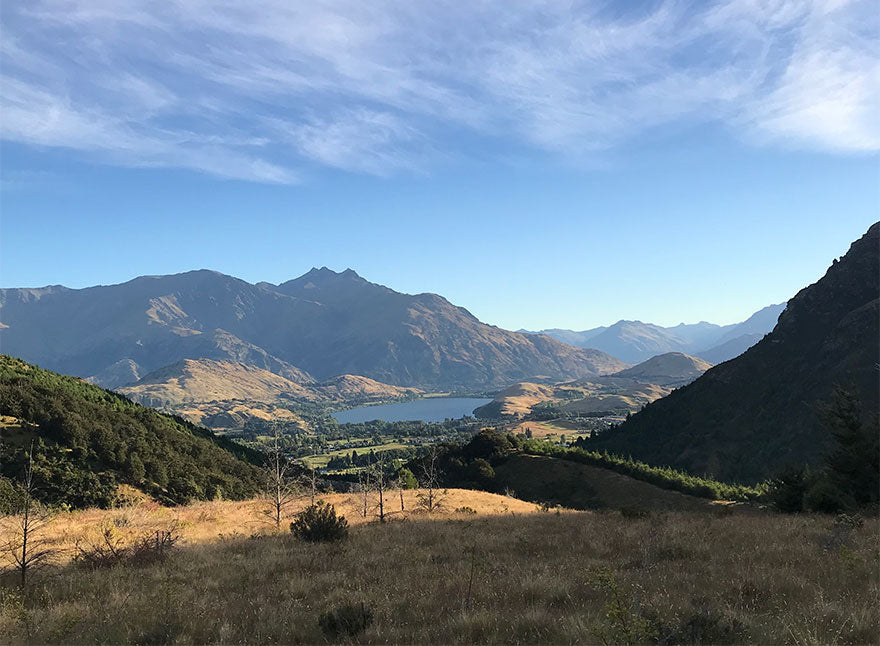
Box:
[332,397,492,424]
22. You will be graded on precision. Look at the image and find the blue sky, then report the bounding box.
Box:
[1,1,878,330]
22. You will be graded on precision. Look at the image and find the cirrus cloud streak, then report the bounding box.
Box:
[1,0,877,183]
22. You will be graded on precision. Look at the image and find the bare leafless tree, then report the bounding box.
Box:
[369,455,387,523]
[394,476,406,512]
[2,442,54,588]
[263,424,298,529]
[417,447,446,513]
[300,467,318,506]
[356,470,371,518]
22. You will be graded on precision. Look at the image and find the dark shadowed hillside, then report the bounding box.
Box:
[0,268,624,391]
[696,333,763,364]
[593,223,879,483]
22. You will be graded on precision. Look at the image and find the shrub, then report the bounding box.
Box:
[658,604,746,645]
[587,567,658,645]
[74,525,178,569]
[766,467,809,512]
[396,468,418,489]
[833,512,864,530]
[318,602,373,639]
[803,477,855,513]
[619,506,649,519]
[290,502,348,542]
[822,513,865,552]
[454,506,477,515]
[0,476,21,515]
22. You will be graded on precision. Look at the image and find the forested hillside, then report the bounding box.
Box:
[0,355,264,508]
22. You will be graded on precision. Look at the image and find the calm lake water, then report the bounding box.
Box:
[332,397,492,424]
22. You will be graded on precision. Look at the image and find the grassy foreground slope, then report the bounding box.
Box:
[1,500,876,644]
[0,355,264,507]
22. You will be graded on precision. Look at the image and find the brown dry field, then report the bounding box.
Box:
[0,489,544,566]
[510,419,584,438]
[1,498,877,645]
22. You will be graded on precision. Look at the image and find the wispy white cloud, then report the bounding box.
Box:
[1,0,876,182]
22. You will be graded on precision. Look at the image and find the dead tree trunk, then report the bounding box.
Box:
[418,448,445,513]
[374,457,386,523]
[357,471,370,518]
[264,424,296,528]
[4,442,53,589]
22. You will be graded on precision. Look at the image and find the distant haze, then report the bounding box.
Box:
[524,303,786,365]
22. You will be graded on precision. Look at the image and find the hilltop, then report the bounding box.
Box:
[473,382,556,417]
[613,352,712,386]
[593,223,880,483]
[0,268,624,391]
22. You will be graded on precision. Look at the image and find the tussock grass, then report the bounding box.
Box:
[1,503,877,644]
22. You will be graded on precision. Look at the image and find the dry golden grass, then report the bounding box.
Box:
[0,489,544,567]
[510,420,579,438]
[1,504,876,644]
[118,359,318,404]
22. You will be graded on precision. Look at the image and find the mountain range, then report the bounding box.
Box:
[0,268,624,392]
[524,303,785,364]
[592,222,879,483]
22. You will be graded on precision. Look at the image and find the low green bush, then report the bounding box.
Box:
[290,502,348,542]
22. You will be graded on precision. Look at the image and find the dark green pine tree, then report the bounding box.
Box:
[820,387,879,508]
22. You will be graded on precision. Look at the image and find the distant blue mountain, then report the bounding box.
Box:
[524,303,785,364]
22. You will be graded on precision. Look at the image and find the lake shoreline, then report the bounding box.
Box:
[332,396,493,424]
